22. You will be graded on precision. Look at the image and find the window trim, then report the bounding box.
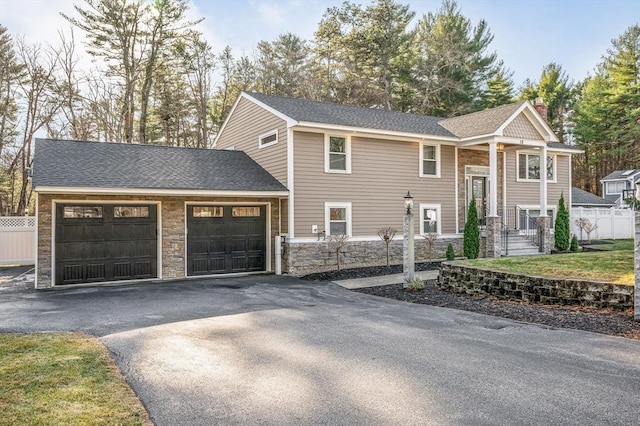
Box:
[258,129,278,149]
[516,151,557,183]
[324,202,352,237]
[324,134,352,174]
[419,142,441,178]
[419,203,442,235]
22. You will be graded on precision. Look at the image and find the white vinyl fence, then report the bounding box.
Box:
[571,207,634,240]
[0,216,36,265]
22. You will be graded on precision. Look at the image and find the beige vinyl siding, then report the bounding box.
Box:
[215,97,288,186]
[503,113,544,140]
[505,151,571,209]
[293,131,457,237]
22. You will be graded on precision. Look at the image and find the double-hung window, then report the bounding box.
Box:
[419,204,441,234]
[420,143,440,177]
[325,202,352,236]
[517,152,555,181]
[325,135,351,173]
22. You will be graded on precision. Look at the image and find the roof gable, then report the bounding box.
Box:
[33,139,288,193]
[503,112,544,140]
[439,102,523,138]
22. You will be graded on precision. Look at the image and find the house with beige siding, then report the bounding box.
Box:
[215,92,580,275]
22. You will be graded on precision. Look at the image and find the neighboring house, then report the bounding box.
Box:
[600,169,640,207]
[571,187,616,208]
[32,139,288,289]
[215,92,581,275]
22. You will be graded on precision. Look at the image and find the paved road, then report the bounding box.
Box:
[1,275,640,425]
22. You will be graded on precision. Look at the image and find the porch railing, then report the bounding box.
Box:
[482,207,541,253]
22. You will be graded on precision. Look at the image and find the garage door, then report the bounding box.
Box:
[55,204,158,285]
[187,205,266,275]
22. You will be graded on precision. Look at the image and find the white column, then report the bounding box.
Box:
[489,142,498,216]
[539,146,548,216]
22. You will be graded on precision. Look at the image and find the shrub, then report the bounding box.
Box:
[554,192,570,251]
[570,235,579,252]
[463,198,480,259]
[377,227,397,268]
[446,243,455,260]
[405,277,425,292]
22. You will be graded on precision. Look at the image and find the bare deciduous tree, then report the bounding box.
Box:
[327,234,349,271]
[422,232,438,263]
[377,226,397,268]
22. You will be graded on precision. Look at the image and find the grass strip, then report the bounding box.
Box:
[0,332,150,426]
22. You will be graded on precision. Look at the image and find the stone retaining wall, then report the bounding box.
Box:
[285,237,463,276]
[438,262,634,310]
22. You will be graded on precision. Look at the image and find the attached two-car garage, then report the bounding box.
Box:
[34,139,288,289]
[54,203,269,285]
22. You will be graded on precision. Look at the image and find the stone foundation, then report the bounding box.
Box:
[438,262,634,310]
[284,237,463,276]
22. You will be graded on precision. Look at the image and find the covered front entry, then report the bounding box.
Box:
[187,205,267,275]
[55,203,158,285]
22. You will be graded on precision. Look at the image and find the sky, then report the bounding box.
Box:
[1,0,639,87]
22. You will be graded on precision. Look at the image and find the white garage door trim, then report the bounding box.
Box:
[184,201,272,276]
[47,199,162,288]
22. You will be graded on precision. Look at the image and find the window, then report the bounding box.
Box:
[517,152,555,181]
[324,202,352,236]
[324,135,351,173]
[606,181,627,195]
[232,206,261,217]
[63,206,103,219]
[419,204,441,234]
[114,206,149,218]
[258,129,278,149]
[420,143,440,177]
[193,206,223,218]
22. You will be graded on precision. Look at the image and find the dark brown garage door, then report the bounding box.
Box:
[187,205,266,275]
[55,204,157,285]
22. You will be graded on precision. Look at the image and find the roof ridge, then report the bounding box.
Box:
[438,100,526,123]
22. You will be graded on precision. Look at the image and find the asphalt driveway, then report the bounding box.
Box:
[1,275,640,425]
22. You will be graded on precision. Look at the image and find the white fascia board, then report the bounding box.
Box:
[213,92,298,147]
[35,186,290,197]
[546,146,584,155]
[293,122,460,144]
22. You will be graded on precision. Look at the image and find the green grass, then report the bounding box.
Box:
[0,333,150,426]
[464,246,634,285]
[583,238,634,251]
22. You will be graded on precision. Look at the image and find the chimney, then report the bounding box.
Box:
[534,97,548,122]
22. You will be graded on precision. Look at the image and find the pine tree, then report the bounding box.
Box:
[463,198,480,259]
[446,243,455,261]
[554,192,570,251]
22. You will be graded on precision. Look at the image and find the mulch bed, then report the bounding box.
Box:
[301,263,640,340]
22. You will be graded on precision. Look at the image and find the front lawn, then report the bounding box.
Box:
[0,333,150,426]
[464,247,633,285]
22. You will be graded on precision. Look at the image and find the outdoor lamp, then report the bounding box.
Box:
[404,191,414,214]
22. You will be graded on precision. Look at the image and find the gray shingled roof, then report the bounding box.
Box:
[247,92,456,138]
[571,187,615,207]
[547,142,582,151]
[33,139,288,193]
[601,169,640,182]
[438,102,525,138]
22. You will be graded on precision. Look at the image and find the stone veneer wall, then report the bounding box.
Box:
[284,237,463,276]
[36,193,282,288]
[438,262,634,310]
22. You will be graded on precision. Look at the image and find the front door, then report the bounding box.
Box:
[470,176,487,225]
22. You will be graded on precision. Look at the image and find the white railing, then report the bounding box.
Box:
[571,207,634,240]
[0,216,36,265]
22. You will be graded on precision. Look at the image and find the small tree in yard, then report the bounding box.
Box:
[423,232,438,263]
[582,219,598,243]
[328,234,349,271]
[575,217,588,241]
[446,243,455,260]
[554,192,570,251]
[377,227,397,268]
[463,198,480,259]
[570,235,579,252]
